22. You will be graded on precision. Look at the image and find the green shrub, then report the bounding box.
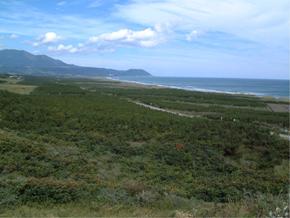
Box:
[19,178,83,203]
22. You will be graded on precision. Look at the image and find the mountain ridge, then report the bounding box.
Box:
[0,49,151,77]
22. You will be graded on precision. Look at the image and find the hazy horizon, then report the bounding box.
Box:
[0,0,289,79]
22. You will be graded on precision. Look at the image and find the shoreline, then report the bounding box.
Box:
[105,76,290,101]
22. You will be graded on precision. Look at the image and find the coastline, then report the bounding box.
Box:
[105,76,290,101]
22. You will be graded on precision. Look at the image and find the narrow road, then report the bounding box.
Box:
[130,100,290,141]
[129,100,198,118]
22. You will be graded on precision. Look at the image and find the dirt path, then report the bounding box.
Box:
[267,103,289,112]
[162,99,269,111]
[129,100,199,118]
[130,99,290,141]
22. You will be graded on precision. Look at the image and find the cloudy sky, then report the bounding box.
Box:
[0,0,289,79]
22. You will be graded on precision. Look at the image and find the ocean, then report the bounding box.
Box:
[112,76,289,98]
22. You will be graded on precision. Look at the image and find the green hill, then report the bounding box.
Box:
[0,49,151,77]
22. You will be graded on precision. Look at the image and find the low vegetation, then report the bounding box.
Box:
[0,75,289,217]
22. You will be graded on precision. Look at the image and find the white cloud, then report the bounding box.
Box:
[47,26,167,53]
[88,0,103,8]
[41,32,61,43]
[89,27,163,48]
[186,30,202,41]
[33,32,61,46]
[154,23,173,34]
[57,1,66,6]
[48,43,82,53]
[115,0,290,46]
[10,33,18,39]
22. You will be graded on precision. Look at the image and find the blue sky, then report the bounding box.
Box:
[0,0,289,79]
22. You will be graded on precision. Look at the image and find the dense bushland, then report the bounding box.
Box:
[0,76,288,216]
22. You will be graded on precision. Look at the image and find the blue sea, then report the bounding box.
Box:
[112,76,289,98]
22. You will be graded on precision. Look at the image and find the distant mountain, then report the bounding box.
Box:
[0,49,151,77]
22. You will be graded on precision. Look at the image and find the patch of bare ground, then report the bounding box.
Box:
[129,100,200,118]
[267,103,289,112]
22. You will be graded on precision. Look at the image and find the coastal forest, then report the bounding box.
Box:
[0,74,289,217]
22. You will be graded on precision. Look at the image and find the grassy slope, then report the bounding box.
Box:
[0,75,289,217]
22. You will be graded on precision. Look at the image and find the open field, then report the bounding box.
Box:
[0,75,289,217]
[0,75,37,94]
[0,84,37,94]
